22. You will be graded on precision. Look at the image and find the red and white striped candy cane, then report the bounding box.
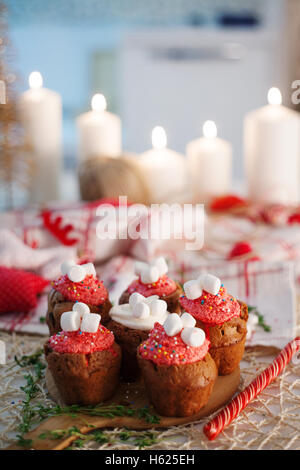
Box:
[204,337,300,441]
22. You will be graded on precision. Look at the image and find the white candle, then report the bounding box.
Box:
[19,71,62,203]
[186,121,232,203]
[76,93,121,161]
[137,126,188,203]
[244,87,300,205]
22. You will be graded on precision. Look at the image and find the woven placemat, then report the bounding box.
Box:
[0,299,299,450]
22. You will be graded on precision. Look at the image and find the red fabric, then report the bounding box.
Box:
[260,204,289,225]
[0,266,48,314]
[40,199,132,248]
[41,210,79,246]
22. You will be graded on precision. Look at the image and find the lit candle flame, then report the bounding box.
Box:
[29,71,43,89]
[203,120,217,138]
[152,126,167,150]
[91,93,107,112]
[268,87,282,106]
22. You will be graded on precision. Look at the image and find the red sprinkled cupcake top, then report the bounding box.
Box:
[180,285,240,325]
[138,323,210,366]
[127,275,176,298]
[48,325,114,355]
[52,274,108,305]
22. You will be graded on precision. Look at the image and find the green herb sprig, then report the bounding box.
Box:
[248,306,272,332]
[34,403,159,424]
[14,349,45,447]
[14,349,160,449]
[39,426,159,449]
[120,430,159,448]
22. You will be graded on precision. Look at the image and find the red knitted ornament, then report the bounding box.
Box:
[228,241,253,259]
[288,213,300,225]
[210,194,247,212]
[0,266,48,314]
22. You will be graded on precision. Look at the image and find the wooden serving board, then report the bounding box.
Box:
[7,367,240,450]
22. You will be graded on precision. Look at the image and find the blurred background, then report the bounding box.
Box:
[0,0,299,207]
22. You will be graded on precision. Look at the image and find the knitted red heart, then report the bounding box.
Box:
[288,213,300,225]
[210,194,247,212]
[228,241,253,259]
[0,266,48,314]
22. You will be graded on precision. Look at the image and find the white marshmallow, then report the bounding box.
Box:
[164,313,183,337]
[197,274,207,286]
[68,265,86,283]
[184,280,202,300]
[60,311,81,332]
[149,298,167,317]
[181,327,205,347]
[201,274,221,296]
[61,260,76,276]
[82,262,96,277]
[135,258,168,284]
[181,312,196,328]
[129,292,146,307]
[73,302,90,317]
[134,261,147,276]
[81,313,101,333]
[152,257,168,276]
[145,295,159,304]
[132,302,150,319]
[140,265,160,284]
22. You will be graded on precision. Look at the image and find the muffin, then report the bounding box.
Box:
[119,257,182,313]
[45,303,121,405]
[137,313,217,417]
[46,260,112,336]
[108,292,169,381]
[180,273,248,375]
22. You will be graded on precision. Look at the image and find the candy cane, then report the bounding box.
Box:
[204,337,300,441]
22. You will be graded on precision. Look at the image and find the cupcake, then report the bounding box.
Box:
[119,257,182,313]
[108,292,169,381]
[137,313,217,417]
[46,260,112,336]
[45,302,121,405]
[180,274,248,375]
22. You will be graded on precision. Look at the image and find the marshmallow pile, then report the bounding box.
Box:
[60,302,101,333]
[109,293,168,331]
[61,260,96,283]
[135,257,168,284]
[183,273,221,300]
[163,312,205,347]
[129,292,167,319]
